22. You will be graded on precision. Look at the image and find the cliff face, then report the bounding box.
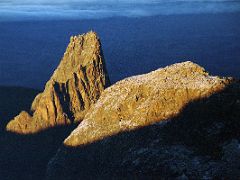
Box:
[6,32,110,134]
[46,61,240,179]
[64,61,231,146]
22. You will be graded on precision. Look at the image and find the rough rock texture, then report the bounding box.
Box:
[64,61,231,146]
[46,61,240,179]
[6,31,110,134]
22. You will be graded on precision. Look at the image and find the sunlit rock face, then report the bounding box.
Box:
[64,61,231,147]
[46,62,240,179]
[6,31,110,134]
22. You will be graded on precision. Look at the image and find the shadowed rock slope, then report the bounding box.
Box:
[6,31,110,134]
[47,61,240,179]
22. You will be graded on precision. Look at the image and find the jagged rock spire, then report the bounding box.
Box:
[6,31,110,134]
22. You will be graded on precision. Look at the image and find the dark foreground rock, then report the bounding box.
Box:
[46,62,240,179]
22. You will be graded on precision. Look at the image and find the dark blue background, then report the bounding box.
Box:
[0,13,239,89]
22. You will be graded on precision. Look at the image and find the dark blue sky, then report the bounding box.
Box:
[0,0,240,21]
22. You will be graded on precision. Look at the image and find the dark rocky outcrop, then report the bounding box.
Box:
[46,61,240,179]
[6,31,110,134]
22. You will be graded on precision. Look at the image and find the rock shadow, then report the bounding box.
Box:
[0,86,78,180]
[0,124,78,180]
[46,80,240,179]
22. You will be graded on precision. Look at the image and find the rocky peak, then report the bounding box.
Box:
[64,61,232,146]
[46,61,240,179]
[6,31,110,134]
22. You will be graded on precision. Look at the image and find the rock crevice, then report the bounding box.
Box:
[6,31,110,134]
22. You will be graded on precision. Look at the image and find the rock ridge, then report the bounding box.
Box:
[46,61,240,179]
[64,61,232,146]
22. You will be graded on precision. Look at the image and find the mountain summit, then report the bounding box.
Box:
[6,31,110,134]
[3,32,240,179]
[47,61,240,179]
[64,61,232,147]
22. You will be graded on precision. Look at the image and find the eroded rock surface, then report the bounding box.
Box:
[6,31,110,134]
[46,61,240,179]
[64,61,231,146]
